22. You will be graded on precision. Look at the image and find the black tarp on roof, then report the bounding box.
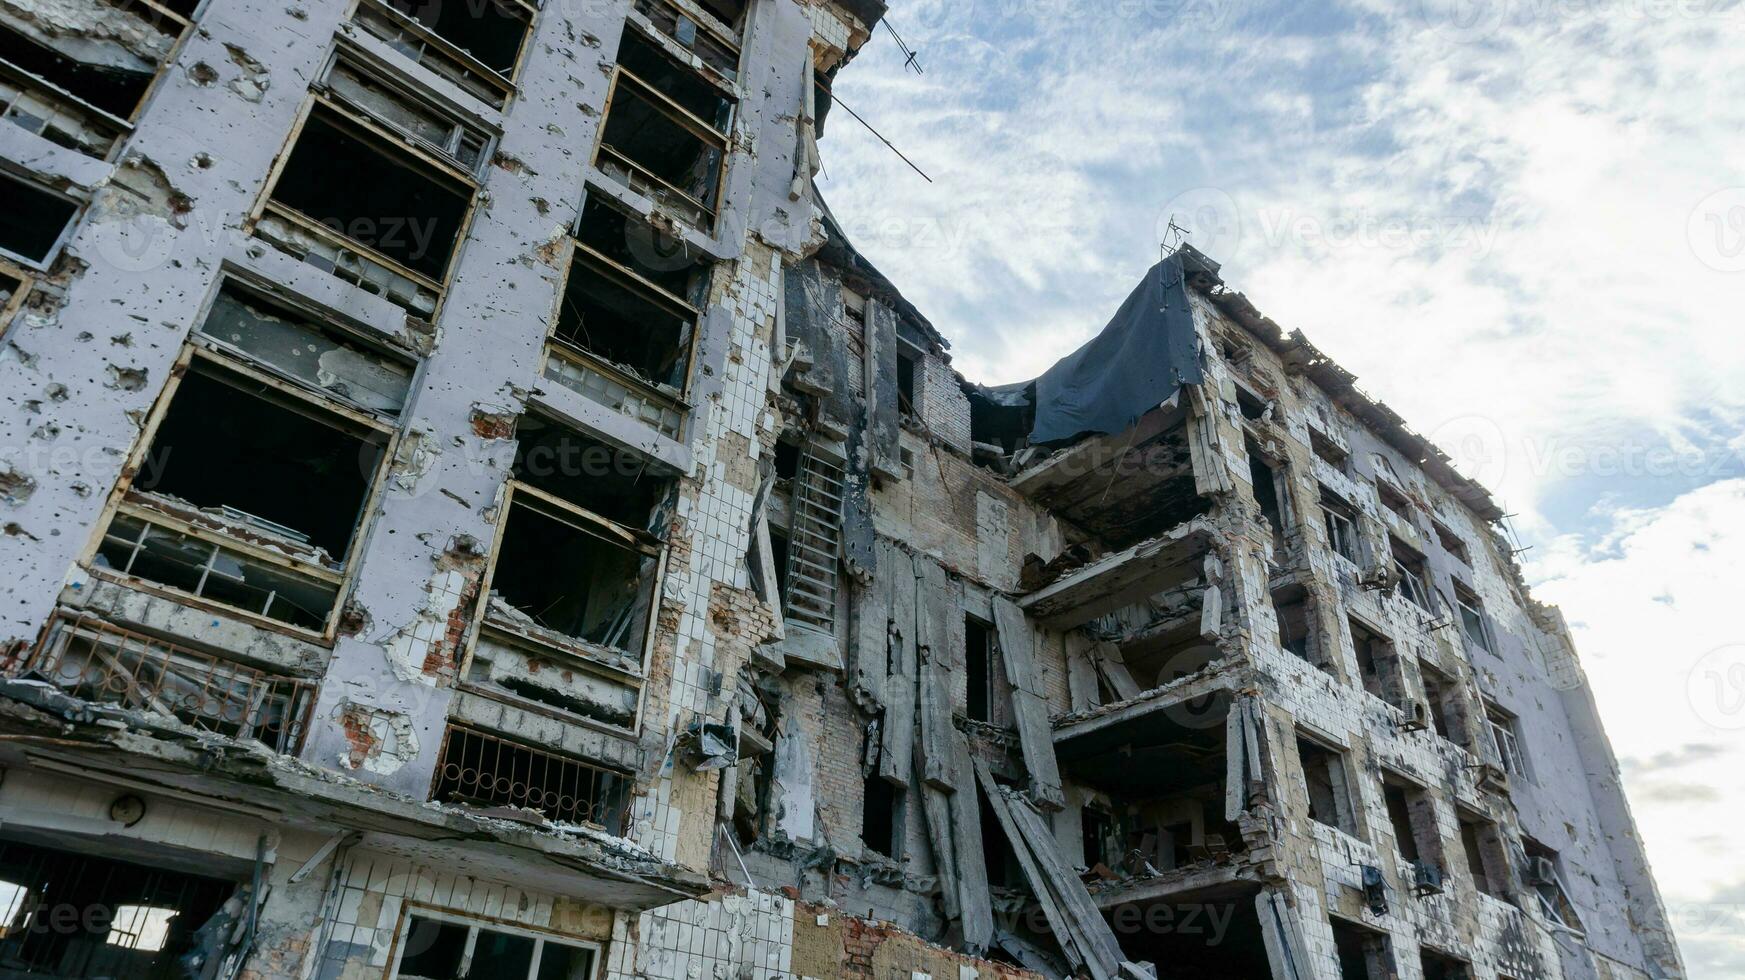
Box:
[983,249,1205,446]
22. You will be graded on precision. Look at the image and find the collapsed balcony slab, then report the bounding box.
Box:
[1019,518,1219,629]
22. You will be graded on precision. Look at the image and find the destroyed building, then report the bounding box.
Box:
[0,0,1684,976]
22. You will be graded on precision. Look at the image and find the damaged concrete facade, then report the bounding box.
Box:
[0,0,1679,978]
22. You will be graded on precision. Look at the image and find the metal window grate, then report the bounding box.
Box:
[781,445,843,634]
[7,614,318,754]
[433,725,631,833]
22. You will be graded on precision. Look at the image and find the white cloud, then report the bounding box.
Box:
[819,0,1745,971]
[1526,479,1745,975]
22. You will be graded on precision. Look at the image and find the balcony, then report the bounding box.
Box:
[1019,518,1218,629]
[3,614,317,754]
[1010,407,1211,551]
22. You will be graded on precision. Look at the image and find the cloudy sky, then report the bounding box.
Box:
[816,0,1745,973]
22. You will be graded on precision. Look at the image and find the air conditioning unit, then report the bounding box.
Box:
[1477,763,1510,793]
[1527,856,1558,886]
[1398,700,1432,732]
[1360,864,1389,915]
[1411,861,1445,897]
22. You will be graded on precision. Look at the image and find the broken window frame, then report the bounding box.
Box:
[1521,838,1585,935]
[0,0,202,158]
[1452,581,1491,653]
[1485,702,1528,779]
[85,344,399,639]
[194,274,419,416]
[1432,517,1471,565]
[0,256,32,341]
[543,234,703,441]
[630,0,745,82]
[0,169,82,270]
[1454,808,1507,900]
[1319,484,1360,564]
[594,24,735,231]
[1296,731,1361,839]
[350,0,539,110]
[472,480,666,662]
[1390,537,1434,612]
[317,46,499,180]
[14,612,320,754]
[388,906,602,980]
[252,94,481,319]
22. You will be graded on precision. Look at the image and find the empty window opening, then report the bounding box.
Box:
[1432,518,1470,564]
[198,283,415,415]
[322,56,493,176]
[488,422,670,655]
[1297,735,1357,836]
[1320,485,1359,562]
[767,526,790,606]
[1419,947,1471,980]
[512,421,670,529]
[572,195,710,301]
[0,838,237,979]
[965,615,995,723]
[1376,479,1413,523]
[435,724,630,831]
[1391,538,1433,611]
[1380,774,1444,882]
[896,340,920,419]
[1330,916,1393,980]
[773,439,802,483]
[1111,881,1270,977]
[842,286,866,327]
[1453,581,1490,652]
[1456,810,1505,899]
[132,366,382,559]
[1486,702,1527,778]
[1309,427,1350,472]
[394,912,598,980]
[1418,662,1467,746]
[1349,618,1406,707]
[0,170,79,266]
[377,0,532,76]
[1272,585,1330,676]
[596,28,733,227]
[0,21,152,154]
[977,786,1022,889]
[1080,805,1114,868]
[630,0,744,81]
[860,774,899,858]
[268,106,470,281]
[554,234,700,395]
[1234,384,1269,421]
[1522,837,1584,934]
[1245,439,1288,543]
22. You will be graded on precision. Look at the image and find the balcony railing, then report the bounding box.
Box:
[5,615,318,754]
[433,724,631,832]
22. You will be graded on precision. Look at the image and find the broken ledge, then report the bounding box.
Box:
[1018,518,1219,628]
[0,680,707,910]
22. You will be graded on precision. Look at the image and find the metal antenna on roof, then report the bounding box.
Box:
[881,18,924,74]
[1161,216,1190,254]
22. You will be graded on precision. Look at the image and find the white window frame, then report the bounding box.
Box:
[1454,588,1491,652]
[389,906,602,980]
[1322,501,1358,563]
